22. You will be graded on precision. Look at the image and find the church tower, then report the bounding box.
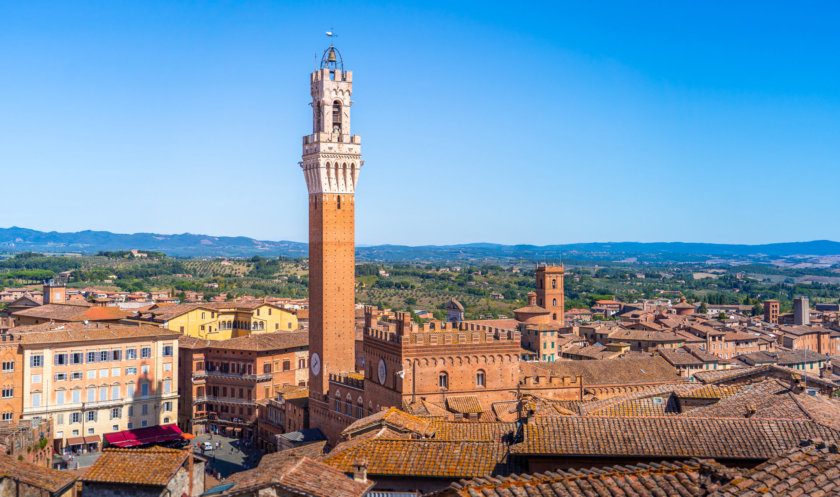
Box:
[302,44,362,401]
[535,263,565,324]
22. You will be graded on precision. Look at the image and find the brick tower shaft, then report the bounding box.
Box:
[301,44,363,399]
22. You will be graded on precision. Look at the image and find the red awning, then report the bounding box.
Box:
[104,424,184,448]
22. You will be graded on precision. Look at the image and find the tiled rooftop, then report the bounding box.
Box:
[82,447,188,486]
[14,323,179,344]
[524,356,683,385]
[512,416,840,459]
[440,459,733,497]
[223,455,372,497]
[446,395,483,414]
[714,441,840,496]
[343,407,434,438]
[323,439,519,478]
[0,453,77,493]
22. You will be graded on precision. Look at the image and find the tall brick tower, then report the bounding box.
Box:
[301,43,362,404]
[535,263,565,323]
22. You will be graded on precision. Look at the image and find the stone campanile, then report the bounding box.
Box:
[535,263,565,324]
[301,44,362,399]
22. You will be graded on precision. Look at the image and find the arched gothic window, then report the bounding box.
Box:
[438,371,449,389]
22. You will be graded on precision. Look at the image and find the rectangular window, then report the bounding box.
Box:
[72,390,80,403]
[141,347,151,359]
[126,348,137,360]
[87,351,97,363]
[56,392,65,405]
[2,361,14,372]
[141,365,149,374]
[162,345,173,357]
[163,363,171,372]
[32,374,41,384]
[112,349,122,361]
[100,387,108,401]
[112,367,120,377]
[54,353,68,366]
[163,401,172,412]
[70,352,83,364]
[87,389,95,403]
[127,385,135,398]
[126,367,137,375]
[87,370,96,379]
[141,383,149,397]
[55,373,67,381]
[32,394,41,408]
[30,355,43,368]
[100,350,110,362]
[110,407,121,419]
[141,420,148,427]
[141,404,149,415]
[71,372,83,380]
[112,386,120,400]
[86,411,96,422]
[163,380,171,394]
[1,388,13,398]
[99,369,108,378]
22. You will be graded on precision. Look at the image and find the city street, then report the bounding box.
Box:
[191,433,263,478]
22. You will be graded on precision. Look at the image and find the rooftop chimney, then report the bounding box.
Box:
[352,459,368,483]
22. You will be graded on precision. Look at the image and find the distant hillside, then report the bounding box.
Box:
[0,227,308,258]
[2,227,840,262]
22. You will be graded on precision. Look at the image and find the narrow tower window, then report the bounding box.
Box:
[337,196,341,209]
[332,101,342,134]
[552,279,556,289]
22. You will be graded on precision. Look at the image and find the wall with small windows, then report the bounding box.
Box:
[0,342,21,422]
[17,327,180,451]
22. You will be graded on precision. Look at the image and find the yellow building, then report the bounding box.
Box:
[125,302,299,340]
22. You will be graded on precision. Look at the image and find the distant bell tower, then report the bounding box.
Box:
[43,276,67,304]
[535,264,564,324]
[302,42,363,400]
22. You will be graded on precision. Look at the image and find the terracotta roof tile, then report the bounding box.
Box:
[428,421,516,442]
[524,356,683,385]
[442,459,733,497]
[512,416,840,459]
[714,441,840,496]
[223,455,371,497]
[323,440,518,478]
[343,407,433,437]
[14,323,178,344]
[0,453,77,493]
[446,395,483,414]
[82,447,188,486]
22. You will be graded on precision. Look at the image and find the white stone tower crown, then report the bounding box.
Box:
[301,45,363,194]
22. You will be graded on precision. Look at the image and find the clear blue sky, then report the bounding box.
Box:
[1,1,838,246]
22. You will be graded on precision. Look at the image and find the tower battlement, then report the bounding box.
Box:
[311,67,353,83]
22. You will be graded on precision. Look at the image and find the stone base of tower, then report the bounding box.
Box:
[307,396,356,446]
